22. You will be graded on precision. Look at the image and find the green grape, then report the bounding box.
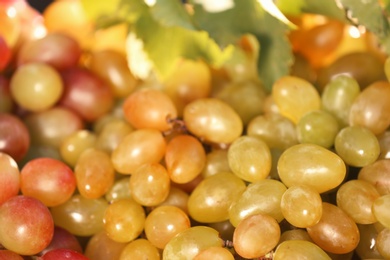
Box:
[372,194,390,229]
[307,202,360,254]
[229,179,287,227]
[321,74,360,127]
[281,185,323,228]
[119,239,160,260]
[105,177,131,203]
[187,172,246,223]
[358,159,390,195]
[215,79,266,125]
[335,126,380,167]
[296,110,339,148]
[336,180,380,224]
[274,240,331,260]
[272,76,321,124]
[247,113,298,150]
[355,224,383,259]
[233,213,280,259]
[163,226,223,260]
[145,205,190,249]
[201,149,231,178]
[103,198,145,243]
[376,228,390,259]
[277,144,346,193]
[349,81,390,135]
[228,135,271,182]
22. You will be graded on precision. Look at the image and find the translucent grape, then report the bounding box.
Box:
[183,98,243,144]
[0,152,20,205]
[358,159,390,195]
[40,226,83,256]
[233,213,280,259]
[95,118,133,154]
[119,239,160,260]
[84,231,127,260]
[229,179,287,226]
[335,126,380,167]
[274,240,331,260]
[75,148,115,199]
[208,220,235,242]
[165,134,206,184]
[355,224,383,259]
[194,247,234,260]
[105,177,131,203]
[111,129,166,174]
[157,186,190,214]
[163,226,223,260]
[145,205,191,249]
[10,62,63,111]
[281,185,323,228]
[103,198,145,243]
[336,180,380,224]
[188,172,246,223]
[272,76,321,124]
[306,202,360,254]
[228,135,272,182]
[278,143,346,193]
[123,88,177,131]
[41,249,89,260]
[129,163,170,206]
[201,149,231,178]
[376,228,390,259]
[372,194,390,229]
[279,229,313,244]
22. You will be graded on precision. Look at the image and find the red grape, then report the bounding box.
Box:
[0,152,20,205]
[40,248,89,260]
[39,226,83,256]
[0,36,12,71]
[0,250,23,260]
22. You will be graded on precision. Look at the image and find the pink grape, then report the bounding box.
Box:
[0,152,20,205]
[40,248,89,260]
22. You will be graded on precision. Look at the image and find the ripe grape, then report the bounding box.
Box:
[0,250,23,260]
[274,240,331,260]
[157,186,190,214]
[0,36,12,71]
[40,249,89,260]
[372,194,390,229]
[84,231,127,260]
[358,159,390,195]
[0,152,20,205]
[201,149,231,178]
[376,228,390,259]
[355,224,383,259]
[39,226,83,256]
[105,177,132,203]
[194,246,234,260]
[119,239,160,260]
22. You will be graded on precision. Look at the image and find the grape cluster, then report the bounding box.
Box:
[1,1,390,259]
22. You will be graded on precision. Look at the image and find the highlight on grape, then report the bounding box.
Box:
[1,0,390,259]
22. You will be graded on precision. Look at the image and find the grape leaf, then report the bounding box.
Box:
[191,0,293,91]
[150,0,196,30]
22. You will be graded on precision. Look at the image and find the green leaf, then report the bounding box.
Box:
[80,0,121,21]
[192,0,293,91]
[151,0,196,30]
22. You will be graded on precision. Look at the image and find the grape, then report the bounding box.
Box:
[20,157,76,207]
[0,153,19,205]
[188,172,246,223]
[201,149,231,178]
[10,62,63,112]
[0,195,54,255]
[194,246,234,260]
[336,180,380,224]
[105,177,132,203]
[39,226,83,256]
[277,143,346,193]
[87,50,138,98]
[272,76,321,124]
[129,163,170,206]
[24,107,84,148]
[163,59,211,116]
[145,205,191,249]
[321,74,360,127]
[122,88,177,131]
[274,240,331,260]
[376,228,390,259]
[290,53,317,84]
[119,239,160,260]
[233,213,280,259]
[228,135,272,182]
[280,185,323,228]
[17,32,81,70]
[41,249,89,260]
[279,229,313,244]
[208,220,235,242]
[378,130,390,159]
[355,224,383,259]
[215,79,266,125]
[59,67,114,122]
[183,98,243,144]
[335,126,380,167]
[372,194,390,229]
[306,202,360,254]
[84,231,127,260]
[157,186,190,214]
[229,179,287,226]
[50,194,108,237]
[111,129,166,174]
[296,110,339,148]
[0,36,12,72]
[0,113,30,162]
[0,250,23,260]
[358,159,390,195]
[59,130,97,167]
[165,134,206,184]
[103,198,145,243]
[247,113,298,150]
[163,226,223,260]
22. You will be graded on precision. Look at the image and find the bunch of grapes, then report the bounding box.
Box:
[1,0,390,259]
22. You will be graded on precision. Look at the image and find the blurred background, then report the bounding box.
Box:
[27,0,52,12]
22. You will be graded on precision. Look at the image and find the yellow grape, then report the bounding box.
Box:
[144,205,191,249]
[358,159,390,195]
[277,143,346,193]
[279,229,313,244]
[129,163,170,206]
[183,98,243,144]
[201,149,231,178]
[194,247,234,260]
[165,134,206,184]
[84,231,127,260]
[272,76,321,124]
[157,186,190,214]
[119,239,160,260]
[372,194,390,229]
[228,135,272,182]
[274,240,331,260]
[103,198,145,243]
[188,172,246,223]
[233,213,280,259]
[376,228,390,259]
[111,129,166,174]
[105,177,131,203]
